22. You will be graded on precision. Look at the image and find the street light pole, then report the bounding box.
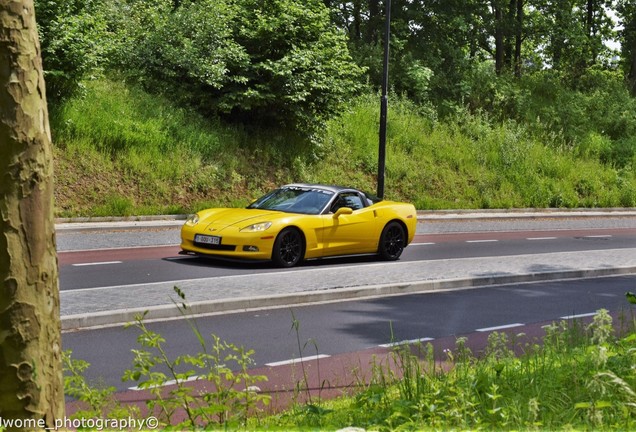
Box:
[377,0,391,199]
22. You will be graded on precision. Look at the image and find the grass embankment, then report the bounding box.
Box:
[253,310,636,431]
[51,78,636,217]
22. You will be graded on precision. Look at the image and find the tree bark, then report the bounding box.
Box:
[629,37,636,96]
[352,0,362,41]
[493,1,505,74]
[586,0,598,66]
[0,0,64,429]
[622,2,636,95]
[514,0,523,77]
[365,0,380,44]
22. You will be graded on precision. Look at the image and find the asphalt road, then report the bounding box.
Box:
[56,211,636,252]
[57,220,636,291]
[63,274,636,392]
[56,210,636,394]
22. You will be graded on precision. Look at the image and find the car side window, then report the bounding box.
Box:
[330,192,365,212]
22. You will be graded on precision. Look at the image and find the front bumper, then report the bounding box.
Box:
[180,224,275,260]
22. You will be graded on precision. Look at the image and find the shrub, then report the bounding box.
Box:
[35,0,113,100]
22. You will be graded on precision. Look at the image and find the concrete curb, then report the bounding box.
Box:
[419,209,636,220]
[54,208,636,228]
[61,264,636,331]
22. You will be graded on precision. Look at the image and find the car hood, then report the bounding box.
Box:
[199,208,279,231]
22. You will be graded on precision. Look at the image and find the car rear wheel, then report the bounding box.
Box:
[378,221,405,261]
[272,228,304,267]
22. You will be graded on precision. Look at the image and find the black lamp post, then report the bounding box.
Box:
[377,0,391,199]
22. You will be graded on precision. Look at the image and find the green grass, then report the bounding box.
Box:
[50,78,636,217]
[253,309,636,431]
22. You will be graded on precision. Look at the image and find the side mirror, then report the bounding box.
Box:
[333,207,353,218]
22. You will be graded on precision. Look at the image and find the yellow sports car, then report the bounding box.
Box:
[180,183,417,267]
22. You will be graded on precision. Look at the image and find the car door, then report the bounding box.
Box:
[319,192,378,256]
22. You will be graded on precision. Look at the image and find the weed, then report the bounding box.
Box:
[63,295,636,430]
[120,287,270,429]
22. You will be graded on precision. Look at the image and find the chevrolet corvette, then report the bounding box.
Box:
[180,183,417,267]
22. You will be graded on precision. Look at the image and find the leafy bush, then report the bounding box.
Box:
[112,0,242,104]
[459,65,636,168]
[35,0,112,100]
[267,309,636,431]
[111,0,364,134]
[64,287,270,429]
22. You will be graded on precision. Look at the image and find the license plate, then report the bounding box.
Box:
[195,234,221,245]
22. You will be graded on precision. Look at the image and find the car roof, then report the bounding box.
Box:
[282,183,359,194]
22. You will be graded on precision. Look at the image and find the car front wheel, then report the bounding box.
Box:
[272,228,304,267]
[378,221,405,261]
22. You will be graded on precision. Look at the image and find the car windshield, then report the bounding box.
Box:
[247,187,334,215]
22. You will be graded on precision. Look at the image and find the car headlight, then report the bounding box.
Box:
[185,213,200,226]
[240,222,272,232]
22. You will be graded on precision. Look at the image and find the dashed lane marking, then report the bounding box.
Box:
[265,354,330,367]
[379,337,434,348]
[72,261,123,267]
[561,312,597,320]
[476,323,524,332]
[128,375,199,391]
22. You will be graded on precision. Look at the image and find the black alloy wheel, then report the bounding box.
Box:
[272,228,304,267]
[378,221,405,261]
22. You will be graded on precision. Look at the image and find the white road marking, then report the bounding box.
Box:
[466,239,498,243]
[72,261,123,267]
[561,312,597,320]
[527,237,558,240]
[265,354,330,367]
[583,235,612,238]
[476,323,524,332]
[128,375,199,391]
[411,242,436,246]
[59,244,178,253]
[379,337,434,348]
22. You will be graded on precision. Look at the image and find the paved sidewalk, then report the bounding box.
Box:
[61,247,636,330]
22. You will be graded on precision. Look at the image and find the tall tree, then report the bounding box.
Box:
[33,0,111,101]
[513,0,523,77]
[489,0,524,75]
[535,0,614,75]
[618,0,636,95]
[0,0,64,428]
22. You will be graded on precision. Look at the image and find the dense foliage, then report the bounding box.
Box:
[263,309,636,431]
[35,0,636,163]
[36,0,364,133]
[35,0,636,214]
[35,0,111,101]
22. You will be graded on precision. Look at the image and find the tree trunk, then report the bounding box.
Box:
[514,0,523,77]
[493,1,505,74]
[0,0,64,429]
[629,37,636,96]
[586,0,597,66]
[551,2,568,70]
[352,0,362,41]
[619,0,636,95]
[365,0,381,44]
[503,0,516,69]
